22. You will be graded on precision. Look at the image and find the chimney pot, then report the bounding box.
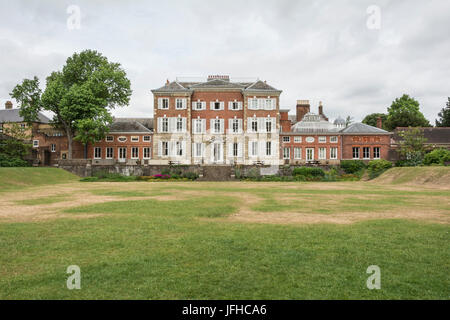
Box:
[5,101,13,110]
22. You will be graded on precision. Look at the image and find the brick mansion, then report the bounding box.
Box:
[1,75,410,166]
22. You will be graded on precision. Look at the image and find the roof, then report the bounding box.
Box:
[151,81,191,93]
[291,112,340,133]
[152,77,281,94]
[340,122,390,134]
[115,118,153,131]
[108,120,152,133]
[393,127,450,144]
[0,109,50,124]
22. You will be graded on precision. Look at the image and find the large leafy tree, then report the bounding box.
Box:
[397,127,428,166]
[385,94,430,131]
[10,50,132,159]
[362,113,388,130]
[435,97,450,127]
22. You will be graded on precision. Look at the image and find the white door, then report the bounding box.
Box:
[306,148,314,161]
[211,143,223,163]
[118,147,127,162]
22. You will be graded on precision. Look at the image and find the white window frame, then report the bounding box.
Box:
[161,141,169,157]
[282,136,290,143]
[143,147,151,159]
[294,136,302,143]
[143,136,151,142]
[106,147,113,159]
[330,136,338,143]
[118,136,127,142]
[213,119,221,134]
[373,147,380,159]
[161,118,169,133]
[352,147,360,159]
[175,98,186,110]
[159,98,169,110]
[51,144,56,152]
[319,147,326,160]
[319,136,327,143]
[294,147,302,159]
[283,147,290,159]
[131,136,139,142]
[33,140,39,148]
[266,141,272,156]
[106,135,114,142]
[131,147,139,159]
[176,118,183,132]
[175,141,184,157]
[250,141,258,157]
[330,147,338,160]
[265,118,272,133]
[94,147,102,159]
[363,147,370,159]
[251,118,258,133]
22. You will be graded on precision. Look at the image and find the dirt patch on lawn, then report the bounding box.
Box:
[227,208,450,225]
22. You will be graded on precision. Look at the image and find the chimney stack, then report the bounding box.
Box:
[318,101,329,121]
[296,100,310,122]
[5,101,13,110]
[377,116,382,129]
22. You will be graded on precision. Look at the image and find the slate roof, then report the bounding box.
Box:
[393,127,450,144]
[0,109,50,123]
[152,77,281,93]
[115,118,153,131]
[109,120,152,133]
[340,122,390,134]
[151,81,191,93]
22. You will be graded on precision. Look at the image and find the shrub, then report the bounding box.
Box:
[0,155,29,167]
[423,148,450,166]
[367,159,393,179]
[161,168,170,175]
[182,172,199,180]
[340,160,366,174]
[246,167,261,180]
[292,167,325,177]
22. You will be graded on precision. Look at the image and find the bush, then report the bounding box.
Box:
[246,167,261,180]
[292,167,325,177]
[340,160,366,174]
[182,172,199,180]
[423,148,450,166]
[0,155,29,167]
[367,159,393,179]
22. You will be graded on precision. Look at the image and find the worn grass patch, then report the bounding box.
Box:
[15,195,71,206]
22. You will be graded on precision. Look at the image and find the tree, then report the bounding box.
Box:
[345,115,354,127]
[435,97,450,127]
[397,127,428,166]
[362,113,387,130]
[385,94,430,131]
[10,50,132,159]
[0,123,31,167]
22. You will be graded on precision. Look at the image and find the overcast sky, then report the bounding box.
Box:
[0,0,449,123]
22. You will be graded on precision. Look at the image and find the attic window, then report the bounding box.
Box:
[143,136,151,142]
[118,136,127,142]
[106,136,114,142]
[131,136,139,142]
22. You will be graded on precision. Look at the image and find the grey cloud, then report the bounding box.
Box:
[0,0,448,123]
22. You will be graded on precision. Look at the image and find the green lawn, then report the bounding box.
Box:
[0,168,449,299]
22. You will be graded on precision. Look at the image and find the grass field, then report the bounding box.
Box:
[0,167,449,299]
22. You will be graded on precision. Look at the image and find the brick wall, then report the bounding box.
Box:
[341,134,391,160]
